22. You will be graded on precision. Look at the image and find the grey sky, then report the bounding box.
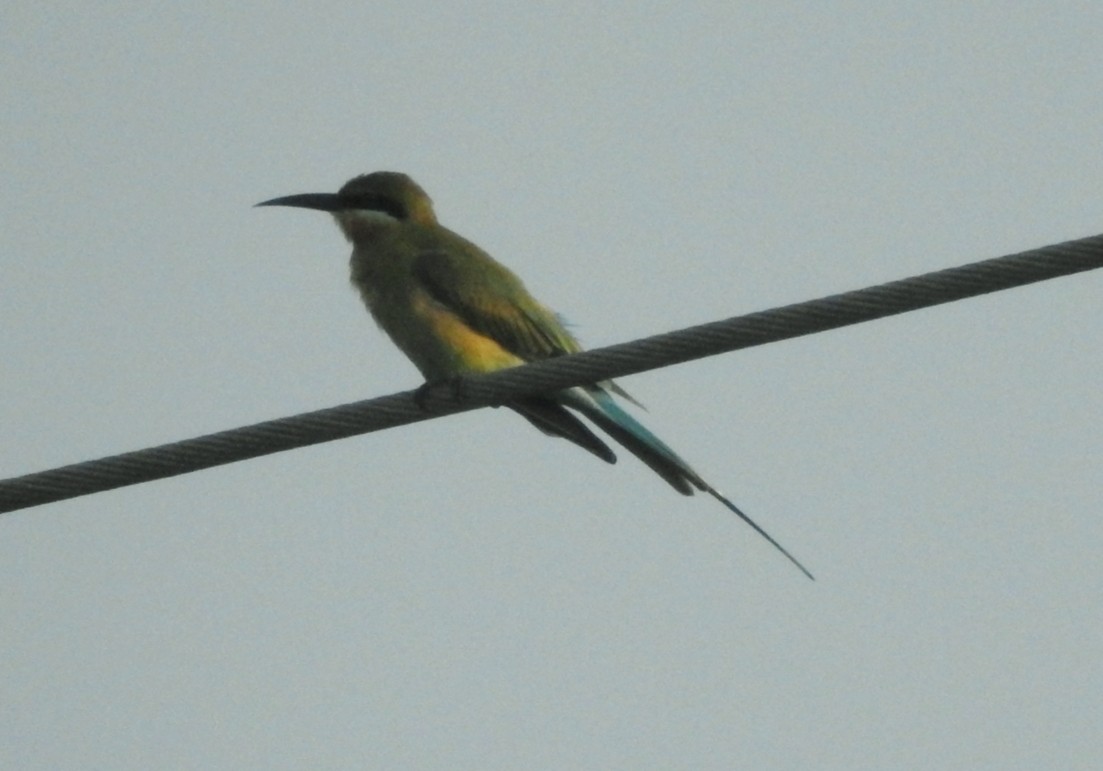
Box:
[2,3,1100,769]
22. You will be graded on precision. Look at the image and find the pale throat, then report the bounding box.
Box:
[335,208,400,241]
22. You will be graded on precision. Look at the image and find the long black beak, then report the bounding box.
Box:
[255,192,344,211]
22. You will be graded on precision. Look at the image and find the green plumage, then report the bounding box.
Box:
[257,171,812,579]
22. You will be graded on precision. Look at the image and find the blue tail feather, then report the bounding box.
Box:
[558,386,815,580]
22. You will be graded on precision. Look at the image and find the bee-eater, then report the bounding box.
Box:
[258,172,812,579]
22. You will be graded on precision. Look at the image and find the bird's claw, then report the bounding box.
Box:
[413,376,467,410]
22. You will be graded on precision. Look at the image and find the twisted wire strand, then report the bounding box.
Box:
[2,232,1101,514]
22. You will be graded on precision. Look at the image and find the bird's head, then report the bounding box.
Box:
[257,171,437,241]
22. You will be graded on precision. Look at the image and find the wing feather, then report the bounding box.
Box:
[413,250,577,362]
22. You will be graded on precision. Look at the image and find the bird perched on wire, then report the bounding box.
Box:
[258,171,811,579]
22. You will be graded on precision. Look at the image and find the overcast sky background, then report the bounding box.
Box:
[2,4,1101,769]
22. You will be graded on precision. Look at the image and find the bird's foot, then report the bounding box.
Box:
[413,376,468,410]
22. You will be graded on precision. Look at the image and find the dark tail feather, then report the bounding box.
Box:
[509,397,617,464]
[699,485,815,580]
[562,387,815,581]
[560,388,700,495]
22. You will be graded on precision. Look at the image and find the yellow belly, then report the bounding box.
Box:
[368,288,523,381]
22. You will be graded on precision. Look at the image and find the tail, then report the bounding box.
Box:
[560,386,814,581]
[508,396,617,464]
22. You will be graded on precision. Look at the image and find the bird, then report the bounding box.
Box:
[257,171,812,579]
